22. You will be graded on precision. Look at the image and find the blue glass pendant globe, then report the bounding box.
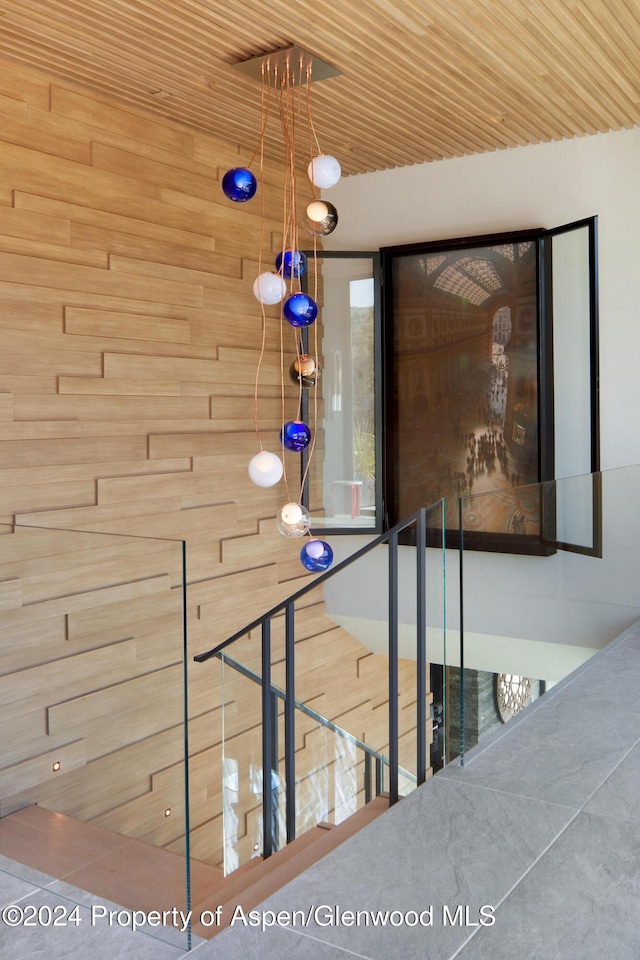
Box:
[280,420,311,452]
[300,539,334,572]
[283,293,318,327]
[222,167,257,202]
[275,249,307,279]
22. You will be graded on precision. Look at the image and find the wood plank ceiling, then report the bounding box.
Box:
[0,0,638,175]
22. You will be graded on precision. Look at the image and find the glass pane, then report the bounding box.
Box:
[217,626,285,874]
[186,652,224,871]
[397,652,419,797]
[208,608,377,857]
[293,581,372,826]
[456,465,640,758]
[295,718,364,833]
[306,256,378,530]
[220,650,264,872]
[0,523,189,949]
[550,224,593,479]
[191,498,447,874]
[553,471,598,552]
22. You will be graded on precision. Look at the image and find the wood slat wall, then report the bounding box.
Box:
[0,57,428,868]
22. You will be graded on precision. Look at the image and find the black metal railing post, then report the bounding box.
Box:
[458,497,465,767]
[388,529,399,805]
[284,601,296,844]
[270,688,279,851]
[416,508,427,785]
[364,752,372,803]
[261,618,274,858]
[375,755,384,796]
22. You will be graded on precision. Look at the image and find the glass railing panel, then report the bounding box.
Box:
[294,714,364,833]
[193,497,448,872]
[219,633,277,874]
[291,580,371,827]
[275,693,287,844]
[212,641,383,858]
[0,522,189,949]
[457,465,640,759]
[185,649,224,874]
[396,654,419,797]
[392,498,448,793]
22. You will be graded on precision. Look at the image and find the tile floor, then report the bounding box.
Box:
[2,619,639,960]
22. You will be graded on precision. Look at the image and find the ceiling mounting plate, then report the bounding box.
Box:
[232,45,341,85]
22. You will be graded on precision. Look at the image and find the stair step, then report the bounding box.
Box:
[193,795,391,938]
[192,825,329,922]
[0,805,223,914]
[0,796,392,940]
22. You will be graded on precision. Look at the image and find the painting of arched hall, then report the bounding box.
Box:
[387,237,541,538]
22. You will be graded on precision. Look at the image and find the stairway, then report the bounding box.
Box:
[0,796,390,940]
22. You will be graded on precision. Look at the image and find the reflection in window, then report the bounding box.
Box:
[309,257,378,530]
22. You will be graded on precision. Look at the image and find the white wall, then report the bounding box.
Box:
[326,127,640,470]
[322,130,640,662]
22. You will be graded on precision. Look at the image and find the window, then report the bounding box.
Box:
[381,220,599,552]
[301,219,599,554]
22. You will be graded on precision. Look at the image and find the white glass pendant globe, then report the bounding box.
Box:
[248,451,283,488]
[276,502,311,538]
[253,271,287,305]
[308,154,341,189]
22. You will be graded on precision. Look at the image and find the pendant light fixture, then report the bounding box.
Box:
[222,46,342,571]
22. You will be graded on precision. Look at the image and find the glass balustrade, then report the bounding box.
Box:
[216,640,408,874]
[219,649,268,873]
[456,465,640,759]
[198,498,448,874]
[0,522,189,949]
[11,462,639,940]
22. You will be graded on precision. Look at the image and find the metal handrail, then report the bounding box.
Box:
[194,502,440,664]
[194,499,445,858]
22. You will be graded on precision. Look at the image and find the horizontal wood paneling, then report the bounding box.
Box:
[64,307,192,343]
[0,578,21,610]
[15,191,219,253]
[0,740,86,796]
[0,55,428,877]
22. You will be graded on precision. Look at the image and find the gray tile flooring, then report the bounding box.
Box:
[0,856,194,959]
[2,619,639,959]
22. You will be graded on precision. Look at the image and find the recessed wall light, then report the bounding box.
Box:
[164,808,172,817]
[52,761,61,772]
